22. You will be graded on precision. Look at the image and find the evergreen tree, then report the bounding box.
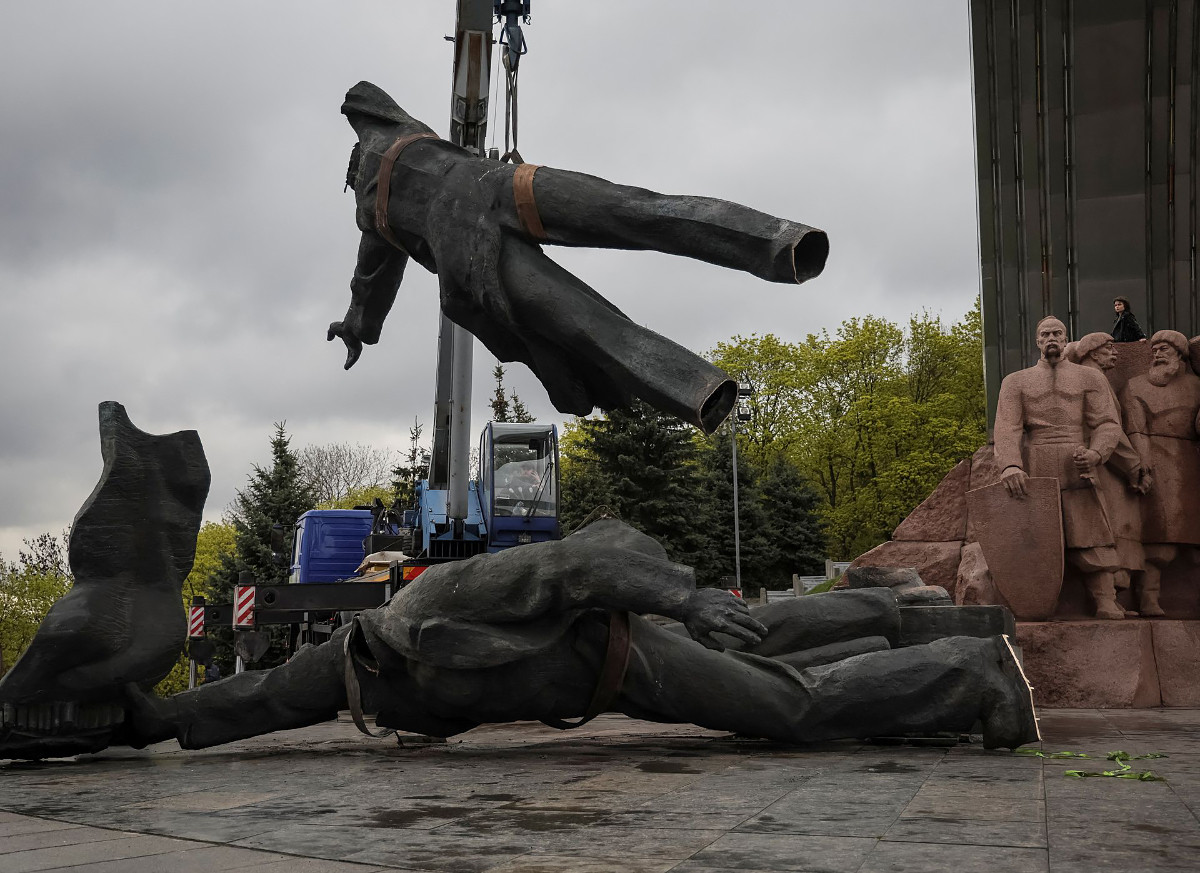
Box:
[205,423,316,670]
[758,456,826,581]
[390,418,429,508]
[559,401,712,568]
[696,430,776,589]
[490,362,535,423]
[490,364,511,422]
[509,391,534,423]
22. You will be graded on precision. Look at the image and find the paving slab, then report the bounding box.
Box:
[2,711,1200,871]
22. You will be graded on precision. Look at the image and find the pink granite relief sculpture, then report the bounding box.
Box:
[966,478,1063,620]
[1119,330,1200,616]
[1065,333,1149,595]
[990,317,1127,620]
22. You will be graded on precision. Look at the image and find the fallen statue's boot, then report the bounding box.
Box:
[981,635,1041,750]
[0,403,209,760]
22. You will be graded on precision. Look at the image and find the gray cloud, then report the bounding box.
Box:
[0,1,981,557]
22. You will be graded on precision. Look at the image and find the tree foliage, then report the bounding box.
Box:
[490,363,534,423]
[561,300,984,585]
[155,520,237,695]
[390,418,430,508]
[711,300,986,559]
[559,402,824,590]
[0,532,72,677]
[205,423,316,672]
[559,401,713,569]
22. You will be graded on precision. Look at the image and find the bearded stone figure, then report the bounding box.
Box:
[1119,330,1200,616]
[994,318,1127,619]
[1064,333,1150,594]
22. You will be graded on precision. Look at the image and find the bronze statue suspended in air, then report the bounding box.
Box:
[328,82,829,433]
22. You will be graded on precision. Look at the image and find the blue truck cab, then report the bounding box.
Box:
[480,422,560,552]
[287,423,561,584]
[288,509,375,584]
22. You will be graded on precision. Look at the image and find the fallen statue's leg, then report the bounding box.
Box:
[496,237,736,428]
[617,617,1038,749]
[128,622,480,750]
[128,628,351,749]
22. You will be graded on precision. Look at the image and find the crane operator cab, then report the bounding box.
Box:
[480,422,561,552]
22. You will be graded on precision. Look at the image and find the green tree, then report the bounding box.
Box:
[695,430,776,588]
[490,362,535,423]
[205,423,317,672]
[788,305,985,558]
[707,301,985,561]
[0,532,72,677]
[559,401,713,568]
[758,456,826,581]
[558,419,617,533]
[317,484,396,511]
[709,333,805,465]
[155,520,237,695]
[390,418,430,508]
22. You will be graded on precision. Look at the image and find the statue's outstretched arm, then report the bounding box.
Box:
[408,520,767,650]
[328,230,409,369]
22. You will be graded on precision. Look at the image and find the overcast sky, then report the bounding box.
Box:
[0,1,980,560]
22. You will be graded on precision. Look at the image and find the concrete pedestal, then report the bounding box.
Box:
[1016,620,1200,707]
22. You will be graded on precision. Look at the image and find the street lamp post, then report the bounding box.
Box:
[731,380,754,591]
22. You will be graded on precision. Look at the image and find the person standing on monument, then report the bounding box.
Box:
[994,317,1127,619]
[1119,330,1200,616]
[1111,297,1147,342]
[1065,333,1150,596]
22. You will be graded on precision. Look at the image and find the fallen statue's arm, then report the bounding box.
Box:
[398,520,767,651]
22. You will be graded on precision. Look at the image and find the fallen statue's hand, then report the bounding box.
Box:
[683,588,768,652]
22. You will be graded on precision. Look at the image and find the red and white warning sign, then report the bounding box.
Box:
[234,585,255,628]
[188,605,205,638]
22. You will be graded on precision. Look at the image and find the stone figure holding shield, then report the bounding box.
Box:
[993,317,1127,619]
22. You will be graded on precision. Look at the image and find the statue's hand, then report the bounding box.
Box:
[1000,465,1029,498]
[1134,467,1154,495]
[1073,446,1101,474]
[327,322,364,370]
[683,588,768,652]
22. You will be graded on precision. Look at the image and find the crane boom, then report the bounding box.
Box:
[430,0,495,521]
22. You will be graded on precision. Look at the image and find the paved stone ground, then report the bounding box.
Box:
[2,708,1199,872]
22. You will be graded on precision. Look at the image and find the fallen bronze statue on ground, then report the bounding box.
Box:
[0,405,1039,760]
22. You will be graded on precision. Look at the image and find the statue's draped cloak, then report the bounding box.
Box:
[339,82,828,432]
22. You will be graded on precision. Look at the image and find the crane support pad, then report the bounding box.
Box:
[375,132,440,251]
[512,163,546,240]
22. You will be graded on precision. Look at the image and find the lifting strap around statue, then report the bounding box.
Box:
[541,610,633,730]
[374,132,440,252]
[513,163,546,241]
[343,617,395,739]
